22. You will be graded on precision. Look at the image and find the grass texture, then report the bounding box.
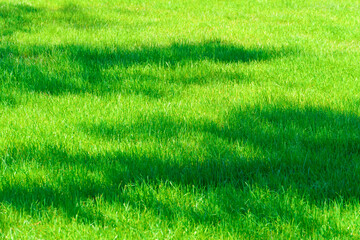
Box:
[0,0,360,238]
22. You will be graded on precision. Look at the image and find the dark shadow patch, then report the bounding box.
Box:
[2,102,359,233]
[0,2,110,38]
[0,3,40,36]
[0,3,296,97]
[75,105,360,201]
[0,42,294,96]
[204,105,360,201]
[69,40,290,68]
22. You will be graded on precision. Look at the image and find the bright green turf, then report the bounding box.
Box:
[0,0,360,238]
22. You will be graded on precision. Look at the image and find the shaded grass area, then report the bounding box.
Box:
[0,2,108,36]
[1,105,359,233]
[0,2,295,99]
[0,3,40,36]
[0,42,291,97]
[1,0,360,238]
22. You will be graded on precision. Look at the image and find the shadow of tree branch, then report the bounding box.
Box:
[1,105,359,230]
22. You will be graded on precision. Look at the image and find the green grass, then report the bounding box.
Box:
[0,0,360,238]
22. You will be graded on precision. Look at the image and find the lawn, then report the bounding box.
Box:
[0,0,360,238]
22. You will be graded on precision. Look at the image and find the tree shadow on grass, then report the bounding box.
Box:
[0,3,298,99]
[1,42,292,97]
[1,105,359,234]
[79,105,360,201]
[0,3,40,37]
[205,105,360,200]
[0,2,109,37]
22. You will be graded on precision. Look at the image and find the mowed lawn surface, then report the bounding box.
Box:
[0,0,360,238]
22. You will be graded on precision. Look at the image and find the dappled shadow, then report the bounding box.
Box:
[78,105,360,200]
[1,105,359,230]
[0,2,110,38]
[1,0,347,233]
[0,3,295,98]
[0,143,232,225]
[205,105,360,200]
[0,3,40,37]
[0,143,319,228]
[0,3,293,97]
[69,41,285,67]
[1,42,292,97]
